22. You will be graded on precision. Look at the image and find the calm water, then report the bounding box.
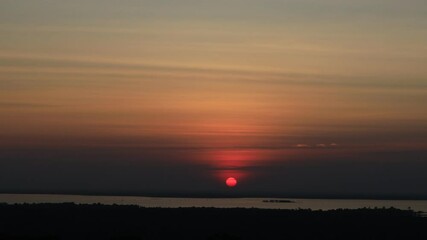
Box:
[1,194,427,213]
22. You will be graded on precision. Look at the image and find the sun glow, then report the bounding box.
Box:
[226,177,237,187]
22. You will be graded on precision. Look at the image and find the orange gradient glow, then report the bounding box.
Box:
[193,149,276,185]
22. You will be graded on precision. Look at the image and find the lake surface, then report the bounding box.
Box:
[1,194,427,212]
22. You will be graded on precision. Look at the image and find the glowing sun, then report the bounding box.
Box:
[226,177,237,187]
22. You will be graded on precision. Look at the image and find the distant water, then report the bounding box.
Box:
[1,194,427,213]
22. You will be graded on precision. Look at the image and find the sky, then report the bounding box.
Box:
[0,0,427,197]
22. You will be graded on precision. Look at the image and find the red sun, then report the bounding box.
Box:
[226,177,237,187]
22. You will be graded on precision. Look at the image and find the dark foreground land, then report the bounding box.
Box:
[0,203,426,240]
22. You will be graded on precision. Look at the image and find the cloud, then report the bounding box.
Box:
[0,102,57,108]
[295,143,338,149]
[296,144,310,148]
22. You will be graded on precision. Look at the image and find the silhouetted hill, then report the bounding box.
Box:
[0,203,426,240]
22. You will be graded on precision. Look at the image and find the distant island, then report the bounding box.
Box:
[262,199,295,203]
[0,203,426,240]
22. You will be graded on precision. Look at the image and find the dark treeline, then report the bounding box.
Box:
[0,203,426,240]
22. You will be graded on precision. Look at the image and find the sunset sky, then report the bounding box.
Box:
[1,0,426,197]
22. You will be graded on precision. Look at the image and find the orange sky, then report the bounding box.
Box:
[0,0,426,195]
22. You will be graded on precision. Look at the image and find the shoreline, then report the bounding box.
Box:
[2,191,427,201]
